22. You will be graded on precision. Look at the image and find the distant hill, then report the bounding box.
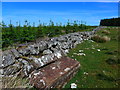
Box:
[100,18,120,26]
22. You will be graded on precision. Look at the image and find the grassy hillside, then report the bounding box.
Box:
[65,27,119,88]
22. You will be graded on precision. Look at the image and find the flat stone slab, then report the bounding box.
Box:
[29,56,80,89]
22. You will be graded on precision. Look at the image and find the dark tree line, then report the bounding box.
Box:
[100,18,120,26]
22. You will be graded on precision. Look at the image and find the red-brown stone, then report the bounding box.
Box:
[29,56,80,89]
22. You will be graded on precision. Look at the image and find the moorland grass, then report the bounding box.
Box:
[65,27,119,88]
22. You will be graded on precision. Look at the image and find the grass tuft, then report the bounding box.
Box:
[91,35,110,43]
[102,30,110,35]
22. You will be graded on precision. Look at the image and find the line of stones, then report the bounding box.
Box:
[0,26,106,78]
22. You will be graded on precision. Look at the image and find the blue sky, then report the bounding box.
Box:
[2,0,119,2]
[2,2,118,26]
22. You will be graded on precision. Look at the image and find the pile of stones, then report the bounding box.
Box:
[0,26,106,88]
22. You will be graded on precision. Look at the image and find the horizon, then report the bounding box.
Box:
[2,2,118,26]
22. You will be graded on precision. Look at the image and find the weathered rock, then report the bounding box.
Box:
[47,41,54,48]
[28,53,60,69]
[39,41,48,51]
[50,47,59,53]
[29,57,80,89]
[3,62,21,75]
[18,59,34,77]
[70,36,78,42]
[11,49,21,58]
[50,37,58,42]
[28,44,40,55]
[28,57,45,68]
[54,51,62,59]
[17,47,30,56]
[1,26,103,77]
[0,69,3,75]
[59,42,69,50]
[2,50,15,68]
[57,36,67,42]
[41,54,55,64]
[43,49,53,55]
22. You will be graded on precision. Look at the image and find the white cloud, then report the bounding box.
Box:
[2,0,119,2]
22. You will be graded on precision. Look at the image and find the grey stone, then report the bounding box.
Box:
[29,56,45,67]
[47,41,54,48]
[33,58,45,67]
[41,54,55,64]
[70,36,78,42]
[22,64,34,77]
[60,42,69,50]
[0,69,3,75]
[39,41,48,51]
[50,37,58,42]
[43,49,52,55]
[57,36,67,42]
[50,47,59,53]
[28,54,56,69]
[19,59,34,77]
[54,51,62,59]
[3,62,21,75]
[2,50,15,68]
[18,47,30,56]
[28,44,39,55]
[11,49,21,58]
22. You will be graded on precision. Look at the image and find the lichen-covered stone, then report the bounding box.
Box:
[3,62,21,75]
[1,26,103,77]
[29,57,80,89]
[57,36,67,42]
[43,49,52,55]
[39,41,48,51]
[11,49,21,58]
[18,59,34,77]
[28,57,45,68]
[28,44,40,55]
[41,54,55,64]
[17,47,30,56]
[2,50,15,68]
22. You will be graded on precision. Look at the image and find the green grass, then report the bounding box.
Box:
[65,27,119,88]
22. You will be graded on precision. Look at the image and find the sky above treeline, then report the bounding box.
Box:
[2,0,119,2]
[2,1,118,26]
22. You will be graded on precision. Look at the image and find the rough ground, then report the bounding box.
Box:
[65,27,119,88]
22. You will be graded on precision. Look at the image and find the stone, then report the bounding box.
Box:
[71,83,77,88]
[23,54,56,70]
[11,49,21,58]
[39,41,48,51]
[50,37,58,42]
[70,36,78,42]
[28,57,45,68]
[18,59,34,77]
[29,57,80,89]
[17,47,30,56]
[28,44,40,55]
[21,64,34,77]
[0,69,3,75]
[57,36,67,42]
[47,41,54,48]
[50,47,59,53]
[2,50,15,68]
[54,51,62,59]
[43,49,52,55]
[60,42,69,50]
[3,62,21,75]
[41,54,55,64]
[1,26,101,77]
